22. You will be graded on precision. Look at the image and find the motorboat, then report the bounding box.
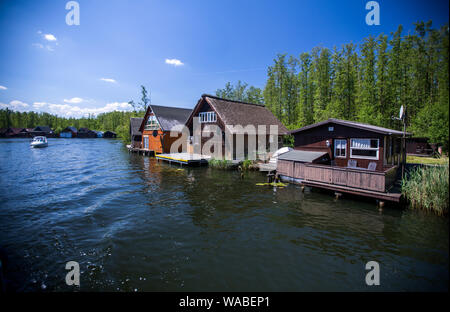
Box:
[30,136,48,148]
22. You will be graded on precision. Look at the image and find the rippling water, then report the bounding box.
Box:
[0,138,448,291]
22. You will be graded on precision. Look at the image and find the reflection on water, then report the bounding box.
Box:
[0,138,448,291]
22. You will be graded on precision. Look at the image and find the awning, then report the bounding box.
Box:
[278,150,328,163]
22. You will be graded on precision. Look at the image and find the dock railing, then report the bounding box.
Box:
[277,160,398,193]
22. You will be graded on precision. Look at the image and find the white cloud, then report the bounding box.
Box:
[64,97,84,104]
[0,85,7,90]
[165,58,184,66]
[33,102,47,109]
[44,34,57,41]
[0,100,29,112]
[2,98,132,118]
[100,78,117,83]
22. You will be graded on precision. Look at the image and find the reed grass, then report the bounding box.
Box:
[208,158,233,170]
[401,163,449,216]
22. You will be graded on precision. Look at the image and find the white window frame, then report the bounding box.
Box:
[334,139,347,158]
[199,111,217,123]
[350,138,379,160]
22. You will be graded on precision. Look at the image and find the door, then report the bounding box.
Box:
[144,136,149,149]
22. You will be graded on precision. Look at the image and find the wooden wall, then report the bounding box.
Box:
[292,123,388,170]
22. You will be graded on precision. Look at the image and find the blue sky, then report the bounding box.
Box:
[0,0,448,117]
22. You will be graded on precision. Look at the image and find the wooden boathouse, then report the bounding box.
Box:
[277,119,410,202]
[136,104,192,155]
[185,94,288,161]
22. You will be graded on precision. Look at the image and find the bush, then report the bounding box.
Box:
[401,163,449,216]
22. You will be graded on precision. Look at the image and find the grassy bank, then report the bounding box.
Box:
[401,163,449,216]
[407,155,449,165]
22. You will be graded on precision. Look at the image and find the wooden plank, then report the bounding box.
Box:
[301,180,402,202]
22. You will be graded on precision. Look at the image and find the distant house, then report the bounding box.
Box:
[60,126,78,138]
[406,137,434,156]
[139,105,192,153]
[185,94,288,160]
[19,128,34,138]
[130,117,143,148]
[1,127,24,137]
[77,128,98,138]
[103,131,117,138]
[32,126,53,137]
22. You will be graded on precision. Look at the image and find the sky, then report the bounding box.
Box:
[0,0,448,118]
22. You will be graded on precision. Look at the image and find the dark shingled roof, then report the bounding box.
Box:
[33,126,52,133]
[140,105,192,132]
[278,150,328,163]
[289,118,409,136]
[62,126,77,133]
[200,94,288,135]
[130,117,143,136]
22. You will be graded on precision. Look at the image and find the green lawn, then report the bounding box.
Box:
[407,155,449,165]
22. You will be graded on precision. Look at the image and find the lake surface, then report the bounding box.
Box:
[0,138,448,291]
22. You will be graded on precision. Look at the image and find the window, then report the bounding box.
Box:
[145,115,159,130]
[199,111,217,123]
[350,139,379,160]
[334,139,347,158]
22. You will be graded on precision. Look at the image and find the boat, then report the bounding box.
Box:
[30,136,48,148]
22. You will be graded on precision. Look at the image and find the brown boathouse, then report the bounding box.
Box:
[139,104,192,154]
[185,94,288,160]
[278,118,410,202]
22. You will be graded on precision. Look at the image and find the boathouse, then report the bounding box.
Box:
[138,104,192,154]
[278,118,410,202]
[0,127,24,137]
[60,126,77,138]
[185,94,288,160]
[31,126,53,137]
[103,131,117,138]
[130,117,143,148]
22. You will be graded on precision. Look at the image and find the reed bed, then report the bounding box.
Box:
[401,163,449,216]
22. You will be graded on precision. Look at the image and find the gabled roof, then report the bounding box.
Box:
[130,117,143,136]
[33,126,52,133]
[5,127,24,135]
[187,94,288,135]
[289,118,409,136]
[278,150,328,163]
[139,105,192,132]
[62,126,77,133]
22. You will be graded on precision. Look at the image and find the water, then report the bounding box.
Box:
[0,138,448,292]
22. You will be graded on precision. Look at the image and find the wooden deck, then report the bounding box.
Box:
[277,160,402,202]
[126,145,155,156]
[155,153,210,166]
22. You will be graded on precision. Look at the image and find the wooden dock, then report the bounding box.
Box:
[126,145,154,156]
[155,153,210,166]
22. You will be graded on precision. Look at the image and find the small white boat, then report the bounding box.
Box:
[30,136,48,148]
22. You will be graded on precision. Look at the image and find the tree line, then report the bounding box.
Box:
[217,21,449,150]
[1,22,448,149]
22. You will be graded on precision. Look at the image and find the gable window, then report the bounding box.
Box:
[199,111,216,123]
[334,139,347,158]
[145,115,159,130]
[350,139,379,160]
